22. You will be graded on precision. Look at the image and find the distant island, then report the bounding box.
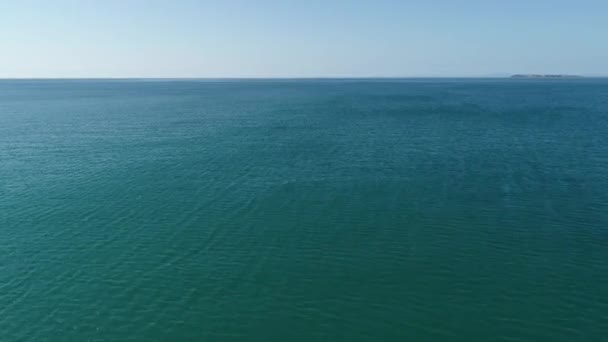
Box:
[510,74,583,78]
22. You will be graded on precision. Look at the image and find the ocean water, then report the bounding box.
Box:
[1,79,607,341]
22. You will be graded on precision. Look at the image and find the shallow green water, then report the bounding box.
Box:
[1,79,607,341]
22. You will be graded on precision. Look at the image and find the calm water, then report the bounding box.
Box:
[1,79,607,341]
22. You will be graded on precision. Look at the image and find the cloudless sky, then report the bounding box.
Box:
[1,0,606,77]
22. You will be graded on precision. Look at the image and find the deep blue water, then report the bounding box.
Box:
[1,79,608,341]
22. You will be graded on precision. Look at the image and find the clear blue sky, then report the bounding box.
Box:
[1,0,606,77]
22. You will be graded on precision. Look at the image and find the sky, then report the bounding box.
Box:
[1,0,606,78]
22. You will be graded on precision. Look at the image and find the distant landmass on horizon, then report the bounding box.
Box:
[510,74,583,78]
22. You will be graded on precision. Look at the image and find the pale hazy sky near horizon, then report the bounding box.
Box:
[1,0,606,78]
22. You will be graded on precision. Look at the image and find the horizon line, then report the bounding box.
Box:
[1,75,606,80]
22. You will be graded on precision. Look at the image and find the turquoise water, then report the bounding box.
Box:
[1,79,607,341]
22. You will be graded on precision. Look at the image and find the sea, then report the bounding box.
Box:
[1,79,607,341]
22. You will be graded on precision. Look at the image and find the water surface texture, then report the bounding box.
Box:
[1,79,608,341]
